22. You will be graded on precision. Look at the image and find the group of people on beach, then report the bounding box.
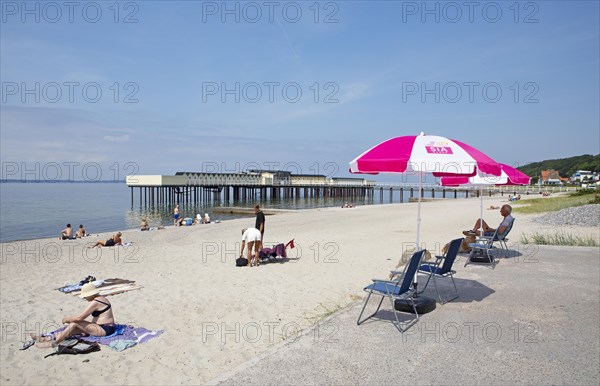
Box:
[172,204,211,227]
[36,202,514,350]
[59,224,88,240]
[29,204,266,348]
[59,223,124,248]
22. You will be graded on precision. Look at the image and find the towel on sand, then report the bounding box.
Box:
[46,324,164,352]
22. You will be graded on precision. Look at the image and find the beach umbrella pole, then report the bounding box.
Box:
[479,188,484,237]
[414,172,422,290]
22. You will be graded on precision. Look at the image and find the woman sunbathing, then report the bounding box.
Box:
[89,232,122,248]
[32,282,116,348]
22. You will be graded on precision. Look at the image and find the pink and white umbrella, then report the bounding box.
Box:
[349,132,501,177]
[349,132,502,255]
[440,163,530,236]
[440,163,530,186]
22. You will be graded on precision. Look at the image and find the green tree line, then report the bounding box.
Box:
[516,154,600,183]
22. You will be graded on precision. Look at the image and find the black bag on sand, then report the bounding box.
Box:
[44,338,100,358]
[236,257,248,267]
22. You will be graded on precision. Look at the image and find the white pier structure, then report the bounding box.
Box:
[125,171,376,207]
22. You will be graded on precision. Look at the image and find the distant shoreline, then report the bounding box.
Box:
[1,180,123,183]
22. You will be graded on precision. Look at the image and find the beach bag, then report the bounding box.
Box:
[44,338,100,358]
[236,257,248,267]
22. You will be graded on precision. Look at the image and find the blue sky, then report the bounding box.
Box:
[1,0,599,181]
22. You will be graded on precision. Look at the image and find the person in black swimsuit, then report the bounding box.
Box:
[31,282,116,348]
[89,232,123,248]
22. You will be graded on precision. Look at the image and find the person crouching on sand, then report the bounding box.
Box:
[240,228,262,267]
[31,282,116,348]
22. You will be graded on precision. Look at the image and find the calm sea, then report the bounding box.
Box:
[0,182,471,243]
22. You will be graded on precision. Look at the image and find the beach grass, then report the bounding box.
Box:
[512,190,598,214]
[304,296,360,323]
[521,231,599,247]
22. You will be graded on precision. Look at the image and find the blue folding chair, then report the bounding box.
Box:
[417,238,462,304]
[465,218,515,269]
[357,250,426,333]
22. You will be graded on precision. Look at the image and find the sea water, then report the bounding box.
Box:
[0,182,470,242]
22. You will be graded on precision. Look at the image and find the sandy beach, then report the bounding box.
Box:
[1,195,598,385]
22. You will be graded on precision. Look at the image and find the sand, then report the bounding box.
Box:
[1,195,597,385]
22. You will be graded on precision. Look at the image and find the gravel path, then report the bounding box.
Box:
[532,204,600,227]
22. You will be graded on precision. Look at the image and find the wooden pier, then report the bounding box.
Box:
[126,172,564,208]
[125,172,376,208]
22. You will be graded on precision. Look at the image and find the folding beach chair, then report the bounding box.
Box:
[464,218,515,269]
[417,238,462,304]
[357,249,426,333]
[491,218,515,256]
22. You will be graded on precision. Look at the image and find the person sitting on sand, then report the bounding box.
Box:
[31,282,116,348]
[75,224,87,238]
[177,217,194,226]
[140,218,150,231]
[463,204,513,237]
[59,224,73,240]
[240,228,262,267]
[89,232,122,248]
[202,213,210,224]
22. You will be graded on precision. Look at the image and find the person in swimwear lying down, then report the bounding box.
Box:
[31,282,116,348]
[89,232,122,248]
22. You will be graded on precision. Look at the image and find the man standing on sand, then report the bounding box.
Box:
[254,204,265,240]
[173,204,180,226]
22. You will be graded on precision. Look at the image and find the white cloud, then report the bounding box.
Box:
[103,135,131,143]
